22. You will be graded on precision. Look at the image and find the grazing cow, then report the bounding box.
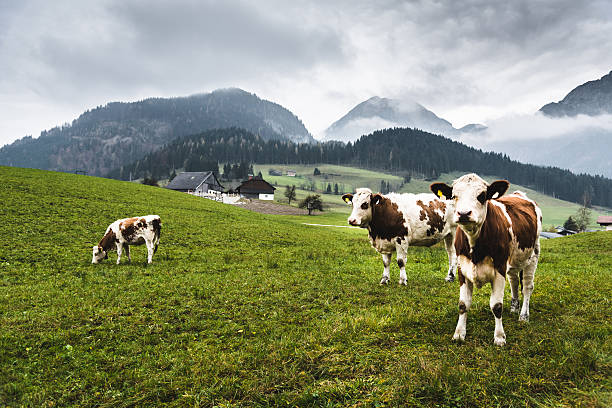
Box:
[92,215,161,264]
[431,174,542,346]
[342,188,457,285]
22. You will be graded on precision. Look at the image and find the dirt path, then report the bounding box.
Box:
[231,200,310,215]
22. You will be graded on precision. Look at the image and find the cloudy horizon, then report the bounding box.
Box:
[1,0,612,146]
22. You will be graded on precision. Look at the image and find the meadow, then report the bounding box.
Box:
[252,164,611,228]
[0,166,610,407]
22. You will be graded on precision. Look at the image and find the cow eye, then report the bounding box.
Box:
[361,202,369,210]
[477,192,486,204]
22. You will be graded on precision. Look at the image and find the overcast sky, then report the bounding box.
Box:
[1,0,612,146]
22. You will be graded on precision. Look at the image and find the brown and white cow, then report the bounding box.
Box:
[342,188,457,285]
[92,215,161,264]
[431,174,542,346]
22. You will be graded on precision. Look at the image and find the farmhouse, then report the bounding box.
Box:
[236,177,276,200]
[165,171,224,196]
[286,170,297,177]
[597,216,612,231]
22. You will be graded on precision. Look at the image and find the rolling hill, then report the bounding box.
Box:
[0,165,610,406]
[111,127,612,208]
[0,88,314,176]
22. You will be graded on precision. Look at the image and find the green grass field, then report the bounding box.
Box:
[253,165,611,229]
[1,166,610,407]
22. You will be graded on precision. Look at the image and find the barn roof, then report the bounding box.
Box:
[597,216,612,225]
[165,171,223,191]
[237,178,276,194]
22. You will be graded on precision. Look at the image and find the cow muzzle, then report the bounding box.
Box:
[456,210,473,224]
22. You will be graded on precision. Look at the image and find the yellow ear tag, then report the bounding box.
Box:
[343,196,351,203]
[437,190,443,198]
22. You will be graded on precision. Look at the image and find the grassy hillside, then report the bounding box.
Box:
[1,166,610,407]
[254,164,611,228]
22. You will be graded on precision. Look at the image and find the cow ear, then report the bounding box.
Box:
[371,193,383,206]
[342,193,353,204]
[430,183,453,200]
[487,180,509,200]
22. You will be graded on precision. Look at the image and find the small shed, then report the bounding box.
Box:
[596,216,612,231]
[236,177,276,200]
[165,171,224,196]
[286,170,297,177]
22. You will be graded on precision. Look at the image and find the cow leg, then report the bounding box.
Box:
[443,234,457,282]
[453,279,473,342]
[125,245,131,263]
[116,243,123,265]
[490,272,507,346]
[146,240,154,264]
[520,242,539,322]
[507,267,521,313]
[380,253,391,285]
[396,245,408,286]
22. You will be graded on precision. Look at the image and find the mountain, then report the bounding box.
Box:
[0,88,314,176]
[321,96,485,142]
[540,70,612,117]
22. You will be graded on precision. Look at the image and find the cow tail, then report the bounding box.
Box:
[153,217,161,253]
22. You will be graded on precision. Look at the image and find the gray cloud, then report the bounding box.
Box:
[1,0,611,145]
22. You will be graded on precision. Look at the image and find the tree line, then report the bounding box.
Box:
[106,127,612,207]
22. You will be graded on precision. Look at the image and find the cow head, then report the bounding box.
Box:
[92,245,108,264]
[342,188,383,227]
[430,174,509,231]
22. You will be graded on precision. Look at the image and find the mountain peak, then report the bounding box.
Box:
[322,96,455,142]
[540,69,612,117]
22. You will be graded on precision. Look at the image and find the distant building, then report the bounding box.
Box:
[165,171,224,196]
[540,231,564,239]
[286,170,297,177]
[596,216,612,231]
[268,169,282,176]
[236,177,276,200]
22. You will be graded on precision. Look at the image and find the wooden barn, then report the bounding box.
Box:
[597,216,612,231]
[165,171,224,196]
[236,177,276,200]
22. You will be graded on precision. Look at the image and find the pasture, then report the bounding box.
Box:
[252,164,610,228]
[0,166,610,407]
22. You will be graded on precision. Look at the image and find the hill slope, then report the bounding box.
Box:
[0,165,610,406]
[114,127,612,208]
[540,70,612,117]
[0,88,314,176]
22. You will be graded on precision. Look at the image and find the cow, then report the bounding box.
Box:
[342,188,457,285]
[431,174,542,346]
[92,215,161,264]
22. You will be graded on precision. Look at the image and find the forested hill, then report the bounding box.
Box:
[0,88,313,176]
[110,127,612,207]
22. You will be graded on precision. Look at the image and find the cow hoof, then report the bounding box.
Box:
[379,277,390,285]
[494,336,506,347]
[510,299,520,313]
[519,313,529,322]
[445,274,455,283]
[452,332,465,342]
[398,278,407,286]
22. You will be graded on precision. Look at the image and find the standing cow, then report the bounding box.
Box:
[431,174,542,346]
[92,215,162,264]
[342,188,457,285]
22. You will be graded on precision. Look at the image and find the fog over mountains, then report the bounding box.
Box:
[463,70,612,178]
[1,70,611,178]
